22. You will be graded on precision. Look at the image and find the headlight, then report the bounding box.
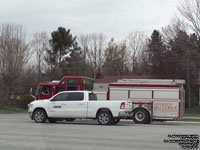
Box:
[28,103,33,110]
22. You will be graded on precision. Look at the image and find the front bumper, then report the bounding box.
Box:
[28,111,33,119]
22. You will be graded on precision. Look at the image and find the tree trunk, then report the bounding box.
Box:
[186,57,192,108]
[38,55,41,83]
[59,49,62,67]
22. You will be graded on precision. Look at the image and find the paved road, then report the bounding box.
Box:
[0,113,199,150]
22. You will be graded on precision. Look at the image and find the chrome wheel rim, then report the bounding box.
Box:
[35,111,44,122]
[135,111,145,121]
[99,113,109,124]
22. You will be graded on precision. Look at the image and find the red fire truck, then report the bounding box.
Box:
[106,79,185,123]
[36,76,94,100]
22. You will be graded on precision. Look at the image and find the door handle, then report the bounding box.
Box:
[61,103,66,105]
[78,103,83,106]
[53,106,62,108]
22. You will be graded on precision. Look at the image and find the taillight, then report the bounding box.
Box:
[120,102,125,109]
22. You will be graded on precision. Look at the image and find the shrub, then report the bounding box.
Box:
[17,94,35,109]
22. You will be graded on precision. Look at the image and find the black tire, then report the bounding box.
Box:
[111,118,120,125]
[97,111,112,125]
[48,118,57,123]
[132,108,150,124]
[33,109,47,123]
[65,118,76,121]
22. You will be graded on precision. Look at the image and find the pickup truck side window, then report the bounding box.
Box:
[53,93,68,101]
[89,93,97,101]
[66,92,84,101]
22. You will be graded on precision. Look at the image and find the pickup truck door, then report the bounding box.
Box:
[48,93,69,118]
[64,92,86,118]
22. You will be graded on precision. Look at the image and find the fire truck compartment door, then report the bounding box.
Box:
[153,100,179,118]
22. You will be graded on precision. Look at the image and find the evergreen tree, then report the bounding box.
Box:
[146,30,167,78]
[46,27,76,68]
[62,41,90,76]
[44,27,78,80]
[168,30,200,107]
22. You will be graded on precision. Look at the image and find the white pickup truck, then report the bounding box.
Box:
[28,91,132,125]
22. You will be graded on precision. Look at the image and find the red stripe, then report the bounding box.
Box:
[178,101,181,120]
[153,99,179,101]
[131,98,179,101]
[152,90,154,99]
[109,83,179,88]
[132,102,152,105]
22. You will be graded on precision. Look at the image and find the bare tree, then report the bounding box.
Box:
[89,33,105,78]
[78,34,90,60]
[126,31,146,74]
[0,23,30,105]
[77,34,90,76]
[103,38,130,76]
[79,33,105,78]
[177,0,200,38]
[32,32,49,82]
[162,18,188,43]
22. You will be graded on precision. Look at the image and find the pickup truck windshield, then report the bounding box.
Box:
[89,93,97,101]
[36,86,41,96]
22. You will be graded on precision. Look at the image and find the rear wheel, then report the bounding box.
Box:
[33,109,47,123]
[97,111,112,125]
[132,108,150,124]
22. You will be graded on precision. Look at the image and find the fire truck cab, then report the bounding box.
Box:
[36,76,94,100]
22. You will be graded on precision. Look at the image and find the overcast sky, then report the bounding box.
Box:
[0,0,180,39]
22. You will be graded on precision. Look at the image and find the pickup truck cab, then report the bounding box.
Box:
[28,91,132,125]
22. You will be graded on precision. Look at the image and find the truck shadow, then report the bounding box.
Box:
[39,120,189,126]
[42,120,133,126]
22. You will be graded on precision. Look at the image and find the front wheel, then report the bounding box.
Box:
[132,109,150,124]
[33,109,47,123]
[97,111,112,125]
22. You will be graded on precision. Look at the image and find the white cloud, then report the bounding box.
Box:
[0,0,179,39]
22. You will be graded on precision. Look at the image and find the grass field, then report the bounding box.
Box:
[0,106,26,114]
[184,106,200,116]
[180,118,200,122]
